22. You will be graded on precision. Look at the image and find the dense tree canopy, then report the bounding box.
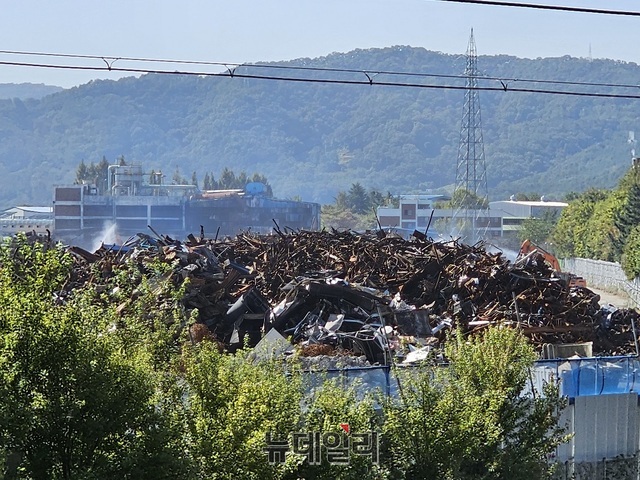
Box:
[553,164,640,278]
[322,184,394,230]
[517,210,559,246]
[0,238,189,479]
[384,328,566,480]
[0,47,638,207]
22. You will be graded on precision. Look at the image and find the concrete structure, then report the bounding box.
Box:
[54,164,320,244]
[489,199,567,236]
[376,196,567,238]
[0,206,53,237]
[376,194,448,233]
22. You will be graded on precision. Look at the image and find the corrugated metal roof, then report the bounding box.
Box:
[15,206,53,214]
[490,200,568,208]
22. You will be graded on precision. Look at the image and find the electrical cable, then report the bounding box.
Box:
[1,53,640,99]
[435,0,640,16]
[1,59,639,99]
[1,48,640,92]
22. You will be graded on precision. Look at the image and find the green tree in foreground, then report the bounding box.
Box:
[0,237,568,479]
[182,343,384,480]
[183,342,303,480]
[383,327,567,480]
[0,237,190,479]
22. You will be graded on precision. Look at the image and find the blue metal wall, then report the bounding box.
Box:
[309,356,640,399]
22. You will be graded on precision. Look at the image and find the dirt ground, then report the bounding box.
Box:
[589,287,633,309]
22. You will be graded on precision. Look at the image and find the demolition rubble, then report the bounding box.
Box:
[63,228,640,364]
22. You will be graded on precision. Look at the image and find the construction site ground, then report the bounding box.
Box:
[590,286,632,309]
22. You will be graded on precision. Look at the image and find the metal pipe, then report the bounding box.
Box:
[107,164,119,195]
[631,312,639,357]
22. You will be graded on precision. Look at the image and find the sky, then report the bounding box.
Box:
[0,0,639,88]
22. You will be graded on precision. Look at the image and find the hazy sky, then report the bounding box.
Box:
[1,0,639,88]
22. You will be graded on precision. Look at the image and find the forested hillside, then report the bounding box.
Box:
[0,82,63,100]
[0,46,638,207]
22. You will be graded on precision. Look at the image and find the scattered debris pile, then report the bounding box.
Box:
[64,229,640,362]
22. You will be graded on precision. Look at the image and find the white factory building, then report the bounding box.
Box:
[376,195,567,238]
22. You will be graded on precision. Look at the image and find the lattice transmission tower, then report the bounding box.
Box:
[453,28,489,241]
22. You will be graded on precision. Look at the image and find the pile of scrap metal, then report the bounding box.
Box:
[64,228,640,364]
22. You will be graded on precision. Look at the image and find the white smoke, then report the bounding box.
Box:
[90,221,119,252]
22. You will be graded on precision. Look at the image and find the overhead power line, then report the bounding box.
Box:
[436,0,640,16]
[1,48,640,93]
[2,49,640,91]
[1,52,640,100]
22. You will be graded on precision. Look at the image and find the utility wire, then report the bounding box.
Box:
[0,49,238,68]
[435,0,640,16]
[1,48,639,92]
[1,58,640,100]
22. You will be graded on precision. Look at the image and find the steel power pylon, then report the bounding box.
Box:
[453,28,489,242]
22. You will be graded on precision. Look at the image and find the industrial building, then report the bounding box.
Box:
[0,206,53,238]
[489,198,567,235]
[53,164,320,243]
[376,195,566,238]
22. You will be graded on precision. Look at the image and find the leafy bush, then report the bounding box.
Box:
[0,237,189,479]
[553,189,607,258]
[382,328,567,480]
[621,224,640,279]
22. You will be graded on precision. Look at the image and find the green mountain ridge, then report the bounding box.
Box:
[0,82,64,100]
[0,46,637,207]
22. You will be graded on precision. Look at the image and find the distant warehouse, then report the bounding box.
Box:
[376,194,567,239]
[53,163,320,243]
[0,206,54,238]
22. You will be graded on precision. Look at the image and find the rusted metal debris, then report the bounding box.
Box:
[62,229,640,361]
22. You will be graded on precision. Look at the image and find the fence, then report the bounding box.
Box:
[535,356,640,398]
[552,455,640,480]
[303,355,640,401]
[563,257,640,307]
